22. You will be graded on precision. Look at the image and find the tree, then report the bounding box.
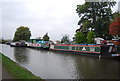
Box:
[13,26,31,41]
[76,1,116,38]
[82,20,92,32]
[75,31,86,44]
[1,38,7,44]
[87,31,95,44]
[112,12,120,21]
[109,17,120,38]
[43,33,50,41]
[61,34,70,44]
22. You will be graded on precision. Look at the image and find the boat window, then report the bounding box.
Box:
[64,46,66,49]
[117,46,120,53]
[54,46,55,48]
[69,46,72,50]
[62,46,64,49]
[56,46,60,49]
[79,47,82,51]
[60,46,62,49]
[95,47,100,52]
[76,47,79,50]
[85,47,89,51]
[66,46,69,50]
[63,46,65,49]
[65,46,68,50]
[72,47,75,50]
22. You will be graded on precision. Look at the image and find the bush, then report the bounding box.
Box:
[87,31,95,44]
[76,31,86,44]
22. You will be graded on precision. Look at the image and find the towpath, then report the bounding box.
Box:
[0,64,15,79]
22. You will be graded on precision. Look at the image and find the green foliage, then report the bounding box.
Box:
[82,20,92,32]
[61,34,70,44]
[76,1,116,39]
[13,26,31,41]
[75,31,86,44]
[95,18,106,37]
[112,12,120,21]
[1,39,7,44]
[87,31,95,43]
[43,33,50,41]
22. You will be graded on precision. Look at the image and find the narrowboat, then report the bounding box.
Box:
[50,44,120,59]
[27,41,50,50]
[27,43,42,48]
[10,42,27,47]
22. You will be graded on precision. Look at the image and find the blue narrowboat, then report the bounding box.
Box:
[27,41,50,50]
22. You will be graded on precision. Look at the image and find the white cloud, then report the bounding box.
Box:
[0,3,2,39]
[2,0,84,41]
[1,0,118,41]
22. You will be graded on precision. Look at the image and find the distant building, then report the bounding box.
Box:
[49,40,54,44]
[56,40,61,44]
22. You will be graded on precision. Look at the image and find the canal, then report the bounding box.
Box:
[0,44,120,79]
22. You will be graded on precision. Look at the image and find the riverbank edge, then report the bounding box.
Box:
[0,53,44,80]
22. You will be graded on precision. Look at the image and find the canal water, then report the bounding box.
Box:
[0,44,120,79]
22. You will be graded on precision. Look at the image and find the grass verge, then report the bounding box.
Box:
[0,53,44,80]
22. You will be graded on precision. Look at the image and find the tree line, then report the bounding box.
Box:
[75,1,120,44]
[12,1,120,44]
[13,26,50,42]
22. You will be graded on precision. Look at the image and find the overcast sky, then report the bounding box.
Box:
[0,0,119,41]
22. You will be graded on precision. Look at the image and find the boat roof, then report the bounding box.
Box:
[52,44,101,47]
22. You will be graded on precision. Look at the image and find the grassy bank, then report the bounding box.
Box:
[0,53,1,63]
[0,53,44,80]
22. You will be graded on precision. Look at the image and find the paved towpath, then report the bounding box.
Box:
[0,64,15,79]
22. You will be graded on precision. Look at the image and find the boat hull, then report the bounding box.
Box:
[27,43,49,50]
[10,45,27,47]
[50,44,120,59]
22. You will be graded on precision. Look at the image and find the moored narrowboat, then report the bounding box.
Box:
[50,44,120,59]
[10,42,27,47]
[27,41,50,50]
[27,43,42,48]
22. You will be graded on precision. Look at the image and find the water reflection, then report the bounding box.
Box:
[50,51,120,79]
[1,44,120,79]
[73,56,119,79]
[48,51,83,79]
[14,47,29,64]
